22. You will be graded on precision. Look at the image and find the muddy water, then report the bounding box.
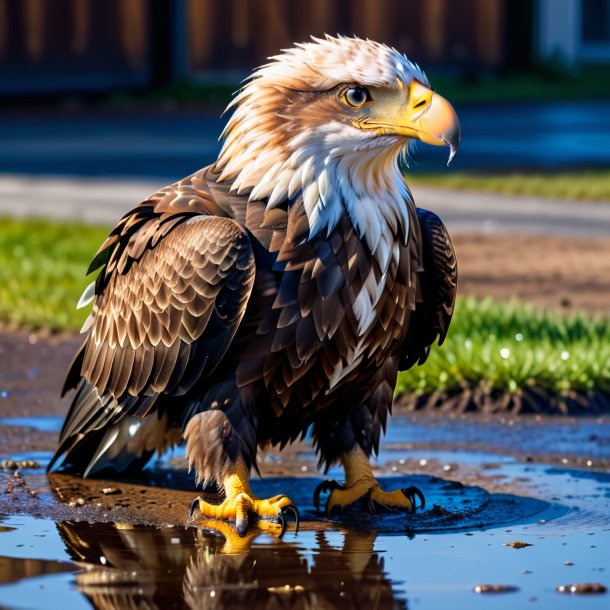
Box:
[1,414,609,609]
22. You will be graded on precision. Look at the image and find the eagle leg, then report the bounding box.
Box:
[188,458,299,537]
[318,446,425,516]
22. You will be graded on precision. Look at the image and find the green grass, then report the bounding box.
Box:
[1,217,609,413]
[396,298,610,414]
[408,171,610,202]
[105,66,610,110]
[0,218,109,330]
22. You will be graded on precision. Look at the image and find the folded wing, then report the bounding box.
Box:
[398,208,457,370]
[50,186,255,471]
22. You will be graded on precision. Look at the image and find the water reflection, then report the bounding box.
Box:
[57,520,407,610]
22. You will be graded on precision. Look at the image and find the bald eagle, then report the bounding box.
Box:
[49,36,459,536]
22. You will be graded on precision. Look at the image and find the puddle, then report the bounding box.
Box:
[384,415,610,463]
[0,414,609,608]
[0,417,63,433]
[0,453,608,609]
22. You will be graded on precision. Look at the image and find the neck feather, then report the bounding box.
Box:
[214,90,414,272]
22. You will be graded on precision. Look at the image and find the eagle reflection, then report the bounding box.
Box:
[56,520,407,610]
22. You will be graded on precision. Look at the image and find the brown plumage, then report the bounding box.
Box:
[49,36,460,530]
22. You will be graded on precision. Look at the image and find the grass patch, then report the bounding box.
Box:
[396,298,610,414]
[0,218,108,330]
[409,171,610,202]
[106,81,236,108]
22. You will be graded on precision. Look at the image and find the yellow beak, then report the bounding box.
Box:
[362,81,461,165]
[397,81,461,165]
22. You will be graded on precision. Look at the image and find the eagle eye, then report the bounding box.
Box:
[342,86,370,108]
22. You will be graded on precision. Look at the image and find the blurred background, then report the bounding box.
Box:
[0,0,608,93]
[0,0,610,415]
[0,0,609,179]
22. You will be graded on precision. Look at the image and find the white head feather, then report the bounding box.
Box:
[215,35,428,262]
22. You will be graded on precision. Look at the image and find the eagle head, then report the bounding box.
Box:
[215,35,460,254]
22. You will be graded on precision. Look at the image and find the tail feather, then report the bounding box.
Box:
[49,379,178,477]
[49,379,121,474]
[82,417,156,478]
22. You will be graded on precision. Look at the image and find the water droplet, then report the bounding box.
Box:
[515,333,524,342]
[500,348,510,359]
[561,351,570,361]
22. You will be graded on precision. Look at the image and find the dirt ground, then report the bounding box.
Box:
[453,233,610,315]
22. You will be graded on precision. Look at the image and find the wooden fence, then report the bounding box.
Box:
[0,0,509,95]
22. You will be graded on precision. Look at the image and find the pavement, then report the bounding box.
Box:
[2,173,610,237]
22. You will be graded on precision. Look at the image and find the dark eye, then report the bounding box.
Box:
[343,86,370,108]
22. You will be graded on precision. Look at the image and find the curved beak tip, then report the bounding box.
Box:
[416,89,461,166]
[444,132,461,167]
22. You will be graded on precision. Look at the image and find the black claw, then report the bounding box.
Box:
[236,514,249,537]
[286,504,300,534]
[278,509,287,538]
[278,504,300,537]
[401,486,426,512]
[189,496,201,519]
[365,489,379,514]
[313,479,345,514]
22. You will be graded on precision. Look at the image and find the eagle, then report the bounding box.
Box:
[49,36,459,536]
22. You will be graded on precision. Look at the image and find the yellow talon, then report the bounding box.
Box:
[314,446,425,515]
[189,459,299,537]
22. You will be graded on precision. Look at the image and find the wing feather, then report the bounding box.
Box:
[399,208,457,371]
[53,185,256,466]
[84,215,255,402]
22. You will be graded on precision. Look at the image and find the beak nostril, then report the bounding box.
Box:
[412,98,428,110]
